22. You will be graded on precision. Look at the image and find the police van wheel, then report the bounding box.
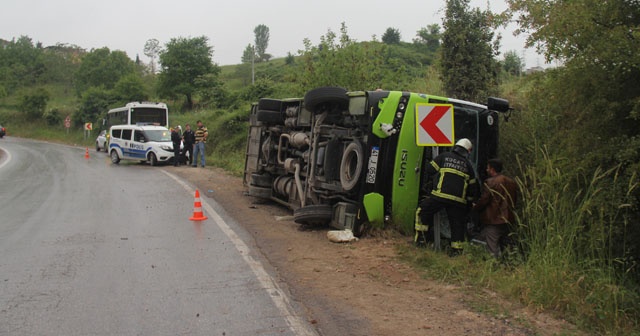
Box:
[293,204,333,226]
[110,150,120,164]
[340,141,364,191]
[149,153,158,166]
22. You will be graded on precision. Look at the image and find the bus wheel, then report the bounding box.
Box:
[294,204,333,226]
[340,141,364,191]
[110,150,120,164]
[149,152,158,166]
[304,87,349,114]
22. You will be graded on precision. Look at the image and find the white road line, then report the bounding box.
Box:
[161,170,318,336]
[0,146,13,170]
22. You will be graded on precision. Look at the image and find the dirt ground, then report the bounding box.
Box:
[170,166,578,336]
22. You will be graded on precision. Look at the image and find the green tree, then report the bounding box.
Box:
[413,24,441,52]
[254,24,271,62]
[439,0,501,101]
[157,36,220,109]
[75,86,114,126]
[502,50,523,76]
[297,22,386,93]
[75,47,136,93]
[41,43,83,86]
[381,28,401,44]
[112,74,149,103]
[241,44,255,64]
[0,36,45,92]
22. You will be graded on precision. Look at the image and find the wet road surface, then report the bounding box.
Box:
[0,138,315,336]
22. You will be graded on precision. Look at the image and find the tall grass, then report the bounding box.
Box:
[512,146,639,333]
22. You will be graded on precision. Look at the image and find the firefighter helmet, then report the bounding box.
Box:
[455,138,472,152]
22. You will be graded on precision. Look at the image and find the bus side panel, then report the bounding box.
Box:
[390,93,425,235]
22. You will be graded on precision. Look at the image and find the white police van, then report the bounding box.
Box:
[109,124,177,166]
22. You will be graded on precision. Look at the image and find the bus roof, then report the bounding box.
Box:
[108,102,167,113]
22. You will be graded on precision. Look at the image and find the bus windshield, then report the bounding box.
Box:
[144,130,171,142]
[130,107,168,126]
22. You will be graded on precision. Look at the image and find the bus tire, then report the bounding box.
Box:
[304,87,349,114]
[250,173,272,188]
[339,141,364,191]
[249,185,272,199]
[293,204,333,226]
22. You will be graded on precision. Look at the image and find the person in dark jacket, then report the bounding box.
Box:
[415,138,479,256]
[182,124,195,165]
[473,158,518,258]
[171,126,182,166]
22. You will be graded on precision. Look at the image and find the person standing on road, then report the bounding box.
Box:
[414,138,479,256]
[182,124,195,166]
[192,120,208,168]
[473,158,518,258]
[171,126,182,167]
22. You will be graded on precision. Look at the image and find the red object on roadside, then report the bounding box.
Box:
[189,190,208,221]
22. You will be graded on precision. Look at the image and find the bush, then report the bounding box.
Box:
[43,108,62,126]
[19,88,49,120]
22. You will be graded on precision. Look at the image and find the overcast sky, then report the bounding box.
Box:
[1,0,549,69]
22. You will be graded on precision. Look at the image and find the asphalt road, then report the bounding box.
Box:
[0,137,316,336]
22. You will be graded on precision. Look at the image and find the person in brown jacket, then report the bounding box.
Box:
[473,158,518,258]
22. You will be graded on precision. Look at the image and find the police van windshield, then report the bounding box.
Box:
[144,130,171,142]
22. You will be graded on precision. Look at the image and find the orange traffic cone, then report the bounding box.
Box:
[189,190,208,221]
[84,147,90,159]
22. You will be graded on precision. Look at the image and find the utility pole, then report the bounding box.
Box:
[251,45,255,85]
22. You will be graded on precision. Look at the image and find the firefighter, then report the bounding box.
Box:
[415,138,479,256]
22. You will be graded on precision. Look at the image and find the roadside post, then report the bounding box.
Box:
[84,122,92,140]
[64,115,71,134]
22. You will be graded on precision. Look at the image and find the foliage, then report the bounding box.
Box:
[241,44,254,64]
[510,148,639,333]
[75,86,114,126]
[74,47,136,93]
[295,23,388,93]
[381,27,401,44]
[239,77,275,101]
[285,52,295,65]
[0,36,46,92]
[157,36,220,109]
[253,24,271,62]
[502,50,524,76]
[439,0,501,101]
[143,38,162,74]
[18,87,50,120]
[413,24,441,53]
[506,0,640,71]
[112,74,149,103]
[43,108,62,126]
